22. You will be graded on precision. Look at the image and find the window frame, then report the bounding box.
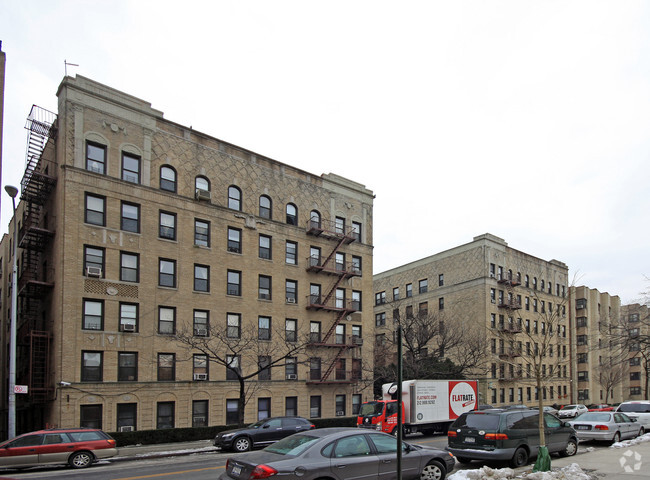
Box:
[258,316,271,341]
[86,141,106,174]
[82,299,104,331]
[118,352,138,381]
[120,251,140,283]
[119,302,139,332]
[227,227,242,253]
[85,193,106,226]
[160,165,177,192]
[259,195,272,219]
[157,353,176,381]
[81,351,103,382]
[159,258,177,288]
[286,203,298,225]
[121,152,141,184]
[159,211,177,240]
[227,270,241,296]
[194,264,210,292]
[259,234,272,259]
[158,306,176,335]
[227,313,241,339]
[228,186,242,211]
[194,219,210,247]
[120,201,140,233]
[84,245,105,278]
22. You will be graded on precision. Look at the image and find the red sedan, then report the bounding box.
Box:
[588,404,614,412]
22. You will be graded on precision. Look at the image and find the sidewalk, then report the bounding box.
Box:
[112,436,650,479]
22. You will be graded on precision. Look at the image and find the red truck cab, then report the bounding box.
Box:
[357,400,401,434]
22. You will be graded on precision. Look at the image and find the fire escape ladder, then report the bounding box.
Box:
[319,347,346,382]
[320,275,347,307]
[29,331,52,403]
[320,311,348,344]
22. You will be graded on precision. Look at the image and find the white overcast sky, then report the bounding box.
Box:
[1,1,649,303]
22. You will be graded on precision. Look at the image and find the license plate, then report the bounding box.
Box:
[577,425,589,430]
[464,437,476,443]
[231,466,242,476]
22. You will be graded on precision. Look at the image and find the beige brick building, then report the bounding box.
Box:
[620,303,650,400]
[373,233,571,408]
[0,75,374,437]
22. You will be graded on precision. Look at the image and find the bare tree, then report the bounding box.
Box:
[594,362,626,404]
[170,322,309,425]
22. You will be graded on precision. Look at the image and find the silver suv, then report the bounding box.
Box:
[615,401,650,428]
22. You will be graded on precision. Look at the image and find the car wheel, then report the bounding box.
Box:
[420,460,446,480]
[637,427,645,437]
[509,447,529,468]
[69,451,94,469]
[456,457,472,464]
[559,438,578,457]
[233,436,252,452]
[610,432,621,445]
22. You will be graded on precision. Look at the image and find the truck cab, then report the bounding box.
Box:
[357,400,401,434]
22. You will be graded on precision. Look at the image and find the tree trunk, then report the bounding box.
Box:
[238,376,246,426]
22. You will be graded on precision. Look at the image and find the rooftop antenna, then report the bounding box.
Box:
[64,60,79,76]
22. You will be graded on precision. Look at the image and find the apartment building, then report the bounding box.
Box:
[620,303,650,400]
[569,286,623,404]
[0,75,374,437]
[373,233,571,407]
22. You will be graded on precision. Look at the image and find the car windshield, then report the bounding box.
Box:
[576,412,611,422]
[359,402,385,416]
[264,434,319,455]
[452,413,500,430]
[247,420,267,429]
[618,404,650,413]
[560,405,577,410]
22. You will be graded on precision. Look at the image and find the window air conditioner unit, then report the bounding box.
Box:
[286,374,298,380]
[336,411,345,416]
[353,337,364,345]
[195,188,211,201]
[86,266,102,277]
[194,373,208,381]
[286,297,296,304]
[122,323,136,332]
[489,273,495,278]
[119,426,134,432]
[194,328,208,337]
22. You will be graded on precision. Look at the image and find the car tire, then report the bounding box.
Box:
[610,432,621,445]
[509,447,529,468]
[559,438,578,457]
[233,436,252,452]
[637,427,645,437]
[456,457,472,464]
[420,460,446,480]
[68,451,94,469]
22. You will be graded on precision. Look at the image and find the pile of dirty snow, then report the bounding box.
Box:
[448,463,594,480]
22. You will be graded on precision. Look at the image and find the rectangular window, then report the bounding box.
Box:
[335,216,345,234]
[285,241,297,264]
[157,401,175,429]
[259,235,272,259]
[81,351,103,382]
[285,357,297,378]
[375,291,386,305]
[193,310,209,336]
[157,353,176,381]
[159,258,176,287]
[336,288,345,308]
[286,397,298,416]
[118,352,138,381]
[310,283,321,304]
[80,405,103,429]
[194,219,210,247]
[258,316,271,340]
[227,227,242,253]
[259,275,272,300]
[630,387,642,396]
[226,399,239,425]
[406,283,412,297]
[438,297,444,310]
[352,358,362,380]
[393,287,399,301]
[159,211,177,240]
[419,279,428,293]
[310,395,321,418]
[121,201,140,233]
[120,252,139,282]
[375,312,386,326]
[630,372,641,381]
[194,264,210,292]
[158,306,176,334]
[83,299,104,330]
[122,152,141,183]
[351,255,362,274]
[85,193,106,226]
[352,394,362,415]
[352,290,362,311]
[120,302,138,332]
[84,246,104,277]
[116,403,137,432]
[439,274,444,286]
[352,221,362,242]
[258,398,271,421]
[226,355,240,380]
[310,357,321,380]
[335,394,346,416]
[193,354,208,380]
[192,400,208,428]
[258,356,271,381]
[86,141,106,174]
[227,313,241,339]
[286,279,297,303]
[227,270,241,296]
[285,319,297,342]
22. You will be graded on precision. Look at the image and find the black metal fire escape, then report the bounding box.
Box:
[17,105,57,404]
[305,218,361,384]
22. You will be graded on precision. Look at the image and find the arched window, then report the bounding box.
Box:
[196,176,210,192]
[228,186,242,211]
[286,203,298,225]
[160,166,177,192]
[310,210,321,229]
[259,195,272,219]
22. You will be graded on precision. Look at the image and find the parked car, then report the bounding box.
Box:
[557,404,589,419]
[214,416,315,452]
[568,412,644,444]
[531,406,559,416]
[615,401,650,428]
[587,404,614,412]
[0,428,117,469]
[446,409,578,468]
[219,427,455,480]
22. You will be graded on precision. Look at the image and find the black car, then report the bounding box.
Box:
[214,416,315,452]
[219,427,455,480]
[446,409,578,467]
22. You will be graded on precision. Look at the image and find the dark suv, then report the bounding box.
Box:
[214,416,315,452]
[446,409,578,467]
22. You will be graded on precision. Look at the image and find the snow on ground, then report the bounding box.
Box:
[448,463,595,480]
[610,432,650,449]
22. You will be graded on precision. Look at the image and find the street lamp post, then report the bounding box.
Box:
[5,185,19,440]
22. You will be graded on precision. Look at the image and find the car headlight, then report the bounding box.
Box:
[221,433,234,439]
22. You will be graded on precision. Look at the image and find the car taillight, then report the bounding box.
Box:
[485,433,508,440]
[310,424,315,429]
[595,425,609,430]
[107,439,116,447]
[250,464,278,479]
[447,431,457,437]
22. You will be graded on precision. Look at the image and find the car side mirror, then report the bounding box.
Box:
[631,418,638,422]
[263,424,270,429]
